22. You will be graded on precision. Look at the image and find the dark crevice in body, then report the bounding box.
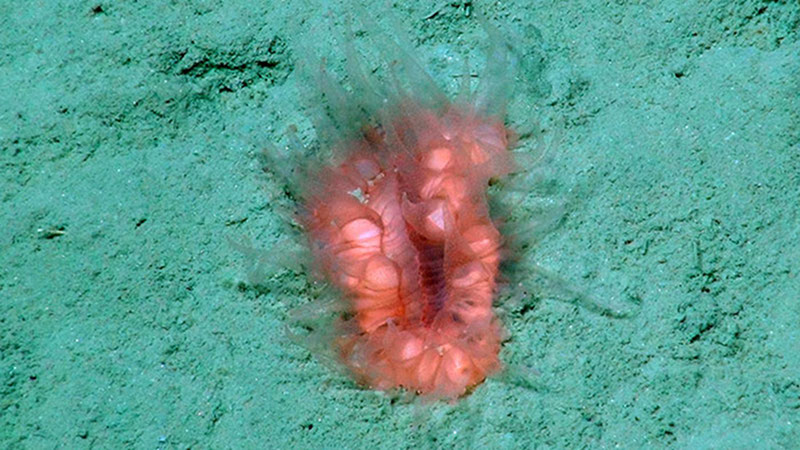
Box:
[409,230,448,325]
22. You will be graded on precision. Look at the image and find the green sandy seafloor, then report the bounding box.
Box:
[1,0,799,448]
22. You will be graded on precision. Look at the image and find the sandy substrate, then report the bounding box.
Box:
[1,0,798,447]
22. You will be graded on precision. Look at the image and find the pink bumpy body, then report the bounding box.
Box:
[301,103,514,399]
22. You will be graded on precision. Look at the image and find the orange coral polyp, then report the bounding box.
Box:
[302,104,511,399]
